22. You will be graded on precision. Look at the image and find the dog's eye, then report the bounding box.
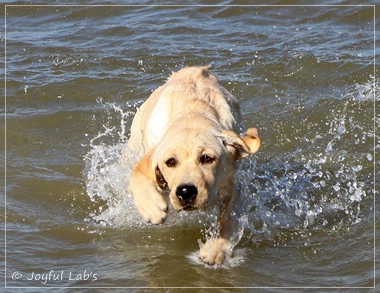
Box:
[200,155,215,165]
[165,158,177,168]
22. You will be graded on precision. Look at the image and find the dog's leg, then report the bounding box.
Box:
[199,187,239,265]
[129,150,168,224]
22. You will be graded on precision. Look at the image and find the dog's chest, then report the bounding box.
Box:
[144,98,171,147]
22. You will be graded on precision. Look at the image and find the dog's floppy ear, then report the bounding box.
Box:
[130,147,168,191]
[220,128,261,160]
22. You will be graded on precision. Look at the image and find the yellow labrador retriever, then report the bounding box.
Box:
[127,66,260,265]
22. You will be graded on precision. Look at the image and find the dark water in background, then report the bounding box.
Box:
[2,1,379,291]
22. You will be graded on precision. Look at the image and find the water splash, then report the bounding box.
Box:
[83,99,141,227]
[82,78,376,261]
[187,248,246,269]
[349,75,379,102]
[234,78,376,246]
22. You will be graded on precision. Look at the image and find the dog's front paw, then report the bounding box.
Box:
[198,238,231,265]
[133,192,168,224]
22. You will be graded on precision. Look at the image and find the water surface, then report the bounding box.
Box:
[3,1,379,291]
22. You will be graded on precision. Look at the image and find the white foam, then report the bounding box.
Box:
[187,248,246,269]
[349,76,379,102]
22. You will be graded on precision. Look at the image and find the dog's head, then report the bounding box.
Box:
[146,118,260,211]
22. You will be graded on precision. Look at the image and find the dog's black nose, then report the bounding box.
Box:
[176,184,198,203]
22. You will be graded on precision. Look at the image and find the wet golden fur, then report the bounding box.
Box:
[126,66,260,264]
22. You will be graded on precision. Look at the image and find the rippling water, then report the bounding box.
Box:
[3,2,379,290]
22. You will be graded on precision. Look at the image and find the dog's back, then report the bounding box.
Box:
[128,66,242,155]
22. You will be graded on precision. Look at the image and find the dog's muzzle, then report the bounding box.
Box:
[176,184,198,207]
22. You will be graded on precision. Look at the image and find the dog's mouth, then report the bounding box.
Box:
[171,199,204,211]
[182,204,197,211]
[173,200,197,211]
[177,199,210,211]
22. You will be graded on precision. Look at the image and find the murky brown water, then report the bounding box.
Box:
[3,2,379,291]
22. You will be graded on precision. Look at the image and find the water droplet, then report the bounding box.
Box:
[352,165,362,172]
[337,124,346,134]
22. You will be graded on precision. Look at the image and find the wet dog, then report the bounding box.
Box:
[126,66,260,265]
